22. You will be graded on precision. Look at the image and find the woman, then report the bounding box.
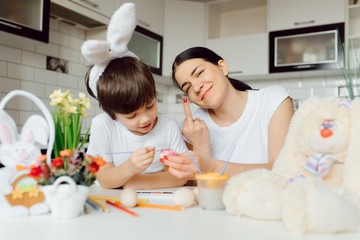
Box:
[163,46,294,179]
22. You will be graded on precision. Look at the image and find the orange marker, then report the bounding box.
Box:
[105,200,137,217]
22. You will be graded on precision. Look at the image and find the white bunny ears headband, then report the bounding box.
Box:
[81,2,139,98]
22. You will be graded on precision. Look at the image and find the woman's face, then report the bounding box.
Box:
[115,99,158,136]
[174,58,229,109]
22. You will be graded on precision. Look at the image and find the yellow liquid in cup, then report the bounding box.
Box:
[196,172,230,210]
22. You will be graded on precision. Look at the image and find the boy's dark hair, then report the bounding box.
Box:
[85,57,156,120]
[171,46,252,91]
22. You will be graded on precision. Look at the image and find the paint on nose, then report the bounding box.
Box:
[320,128,333,138]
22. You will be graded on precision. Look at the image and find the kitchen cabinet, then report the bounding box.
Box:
[268,0,345,31]
[206,0,266,39]
[347,0,360,69]
[117,0,164,36]
[348,1,360,47]
[205,0,267,76]
[162,0,205,76]
[86,0,164,43]
[68,0,116,17]
[206,33,268,76]
[51,0,116,27]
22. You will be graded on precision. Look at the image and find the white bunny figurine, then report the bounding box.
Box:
[0,90,54,217]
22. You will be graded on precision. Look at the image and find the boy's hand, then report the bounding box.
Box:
[128,146,155,174]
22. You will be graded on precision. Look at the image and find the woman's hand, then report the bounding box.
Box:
[182,97,211,158]
[128,147,155,174]
[163,151,202,180]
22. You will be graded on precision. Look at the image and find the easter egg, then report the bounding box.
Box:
[159,149,177,163]
[120,188,138,208]
[172,187,196,208]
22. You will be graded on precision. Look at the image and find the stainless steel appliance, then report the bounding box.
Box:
[128,25,163,75]
[0,0,50,43]
[269,22,345,73]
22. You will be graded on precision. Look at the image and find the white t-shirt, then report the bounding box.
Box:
[191,86,289,164]
[86,114,187,173]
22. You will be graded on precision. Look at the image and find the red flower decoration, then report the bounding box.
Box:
[88,162,99,174]
[51,157,64,168]
[34,149,104,186]
[29,166,43,178]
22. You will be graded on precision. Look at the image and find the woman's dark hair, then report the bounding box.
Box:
[85,57,156,120]
[171,46,252,91]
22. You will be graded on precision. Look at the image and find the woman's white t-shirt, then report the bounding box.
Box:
[191,86,290,164]
[86,114,187,173]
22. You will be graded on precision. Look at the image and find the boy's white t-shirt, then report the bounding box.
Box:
[86,114,187,173]
[191,86,290,164]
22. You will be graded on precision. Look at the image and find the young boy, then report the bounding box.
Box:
[85,57,188,189]
[82,3,187,189]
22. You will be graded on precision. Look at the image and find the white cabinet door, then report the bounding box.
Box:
[69,0,116,17]
[163,0,205,76]
[205,33,268,76]
[117,0,165,35]
[268,0,346,31]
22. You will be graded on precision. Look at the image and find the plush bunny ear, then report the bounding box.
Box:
[0,110,18,144]
[21,115,49,146]
[107,2,137,55]
[81,40,113,65]
[81,2,139,98]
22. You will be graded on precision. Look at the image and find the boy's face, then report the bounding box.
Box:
[115,99,158,136]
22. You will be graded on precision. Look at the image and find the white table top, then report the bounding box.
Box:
[1,185,359,240]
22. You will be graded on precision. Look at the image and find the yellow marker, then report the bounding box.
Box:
[136,203,184,211]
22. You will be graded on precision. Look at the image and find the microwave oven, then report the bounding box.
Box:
[128,25,163,75]
[269,22,344,73]
[0,0,50,43]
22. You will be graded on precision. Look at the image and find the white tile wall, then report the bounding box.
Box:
[0,18,351,133]
[0,19,100,134]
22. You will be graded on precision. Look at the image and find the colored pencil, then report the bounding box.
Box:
[136,203,184,211]
[86,198,103,212]
[87,197,109,212]
[106,200,138,217]
[88,195,148,204]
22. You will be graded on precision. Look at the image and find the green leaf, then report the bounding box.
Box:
[78,126,91,149]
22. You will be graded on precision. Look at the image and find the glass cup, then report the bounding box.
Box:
[195,172,230,211]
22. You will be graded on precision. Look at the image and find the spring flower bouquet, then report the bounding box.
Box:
[30,149,105,186]
[29,89,106,187]
[49,89,91,158]
[29,150,105,219]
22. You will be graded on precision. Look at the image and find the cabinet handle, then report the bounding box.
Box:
[79,0,99,9]
[294,20,315,26]
[229,71,243,74]
[0,20,21,29]
[294,65,313,69]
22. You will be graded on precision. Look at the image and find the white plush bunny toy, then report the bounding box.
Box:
[223,97,360,234]
[0,90,54,217]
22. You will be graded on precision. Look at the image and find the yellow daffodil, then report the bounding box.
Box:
[50,89,91,157]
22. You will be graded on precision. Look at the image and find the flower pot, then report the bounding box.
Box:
[42,176,89,219]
